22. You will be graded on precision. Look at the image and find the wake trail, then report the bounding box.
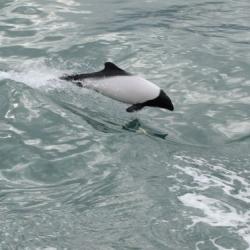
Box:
[0,63,65,89]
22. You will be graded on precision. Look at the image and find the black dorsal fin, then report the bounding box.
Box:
[103,62,131,76]
[104,62,124,72]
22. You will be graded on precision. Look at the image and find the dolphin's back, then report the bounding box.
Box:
[61,62,130,81]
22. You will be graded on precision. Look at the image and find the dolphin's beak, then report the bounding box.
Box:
[168,99,174,111]
[164,93,174,111]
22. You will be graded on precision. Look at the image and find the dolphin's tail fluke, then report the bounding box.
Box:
[60,74,83,87]
[60,74,81,81]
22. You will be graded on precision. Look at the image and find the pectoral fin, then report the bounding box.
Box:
[126,104,144,112]
[74,82,83,87]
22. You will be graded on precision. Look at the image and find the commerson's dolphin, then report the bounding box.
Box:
[60,62,174,112]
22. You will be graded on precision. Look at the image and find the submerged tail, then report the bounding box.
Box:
[60,74,83,87]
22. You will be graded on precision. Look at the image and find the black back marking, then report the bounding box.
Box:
[60,62,130,82]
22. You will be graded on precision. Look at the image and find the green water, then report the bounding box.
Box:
[0,0,250,249]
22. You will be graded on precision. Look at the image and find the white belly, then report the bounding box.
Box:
[84,76,160,104]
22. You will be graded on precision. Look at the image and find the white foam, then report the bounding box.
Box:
[174,154,250,249]
[0,71,11,80]
[174,155,250,204]
[0,61,65,89]
[214,120,250,139]
[179,193,250,249]
[179,193,248,227]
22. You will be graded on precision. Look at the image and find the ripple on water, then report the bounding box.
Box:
[12,5,44,15]
[0,0,250,249]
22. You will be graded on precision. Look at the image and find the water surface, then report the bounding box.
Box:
[0,0,250,249]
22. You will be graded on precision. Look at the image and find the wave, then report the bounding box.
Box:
[0,61,65,89]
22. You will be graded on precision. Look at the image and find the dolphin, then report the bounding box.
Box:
[60,62,174,112]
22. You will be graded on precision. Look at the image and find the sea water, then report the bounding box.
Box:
[0,0,250,249]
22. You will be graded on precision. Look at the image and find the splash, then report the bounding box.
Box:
[179,193,250,249]
[0,61,65,89]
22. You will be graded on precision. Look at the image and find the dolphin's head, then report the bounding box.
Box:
[158,90,174,111]
[145,90,174,111]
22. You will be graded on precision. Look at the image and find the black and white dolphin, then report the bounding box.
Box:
[60,62,174,112]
